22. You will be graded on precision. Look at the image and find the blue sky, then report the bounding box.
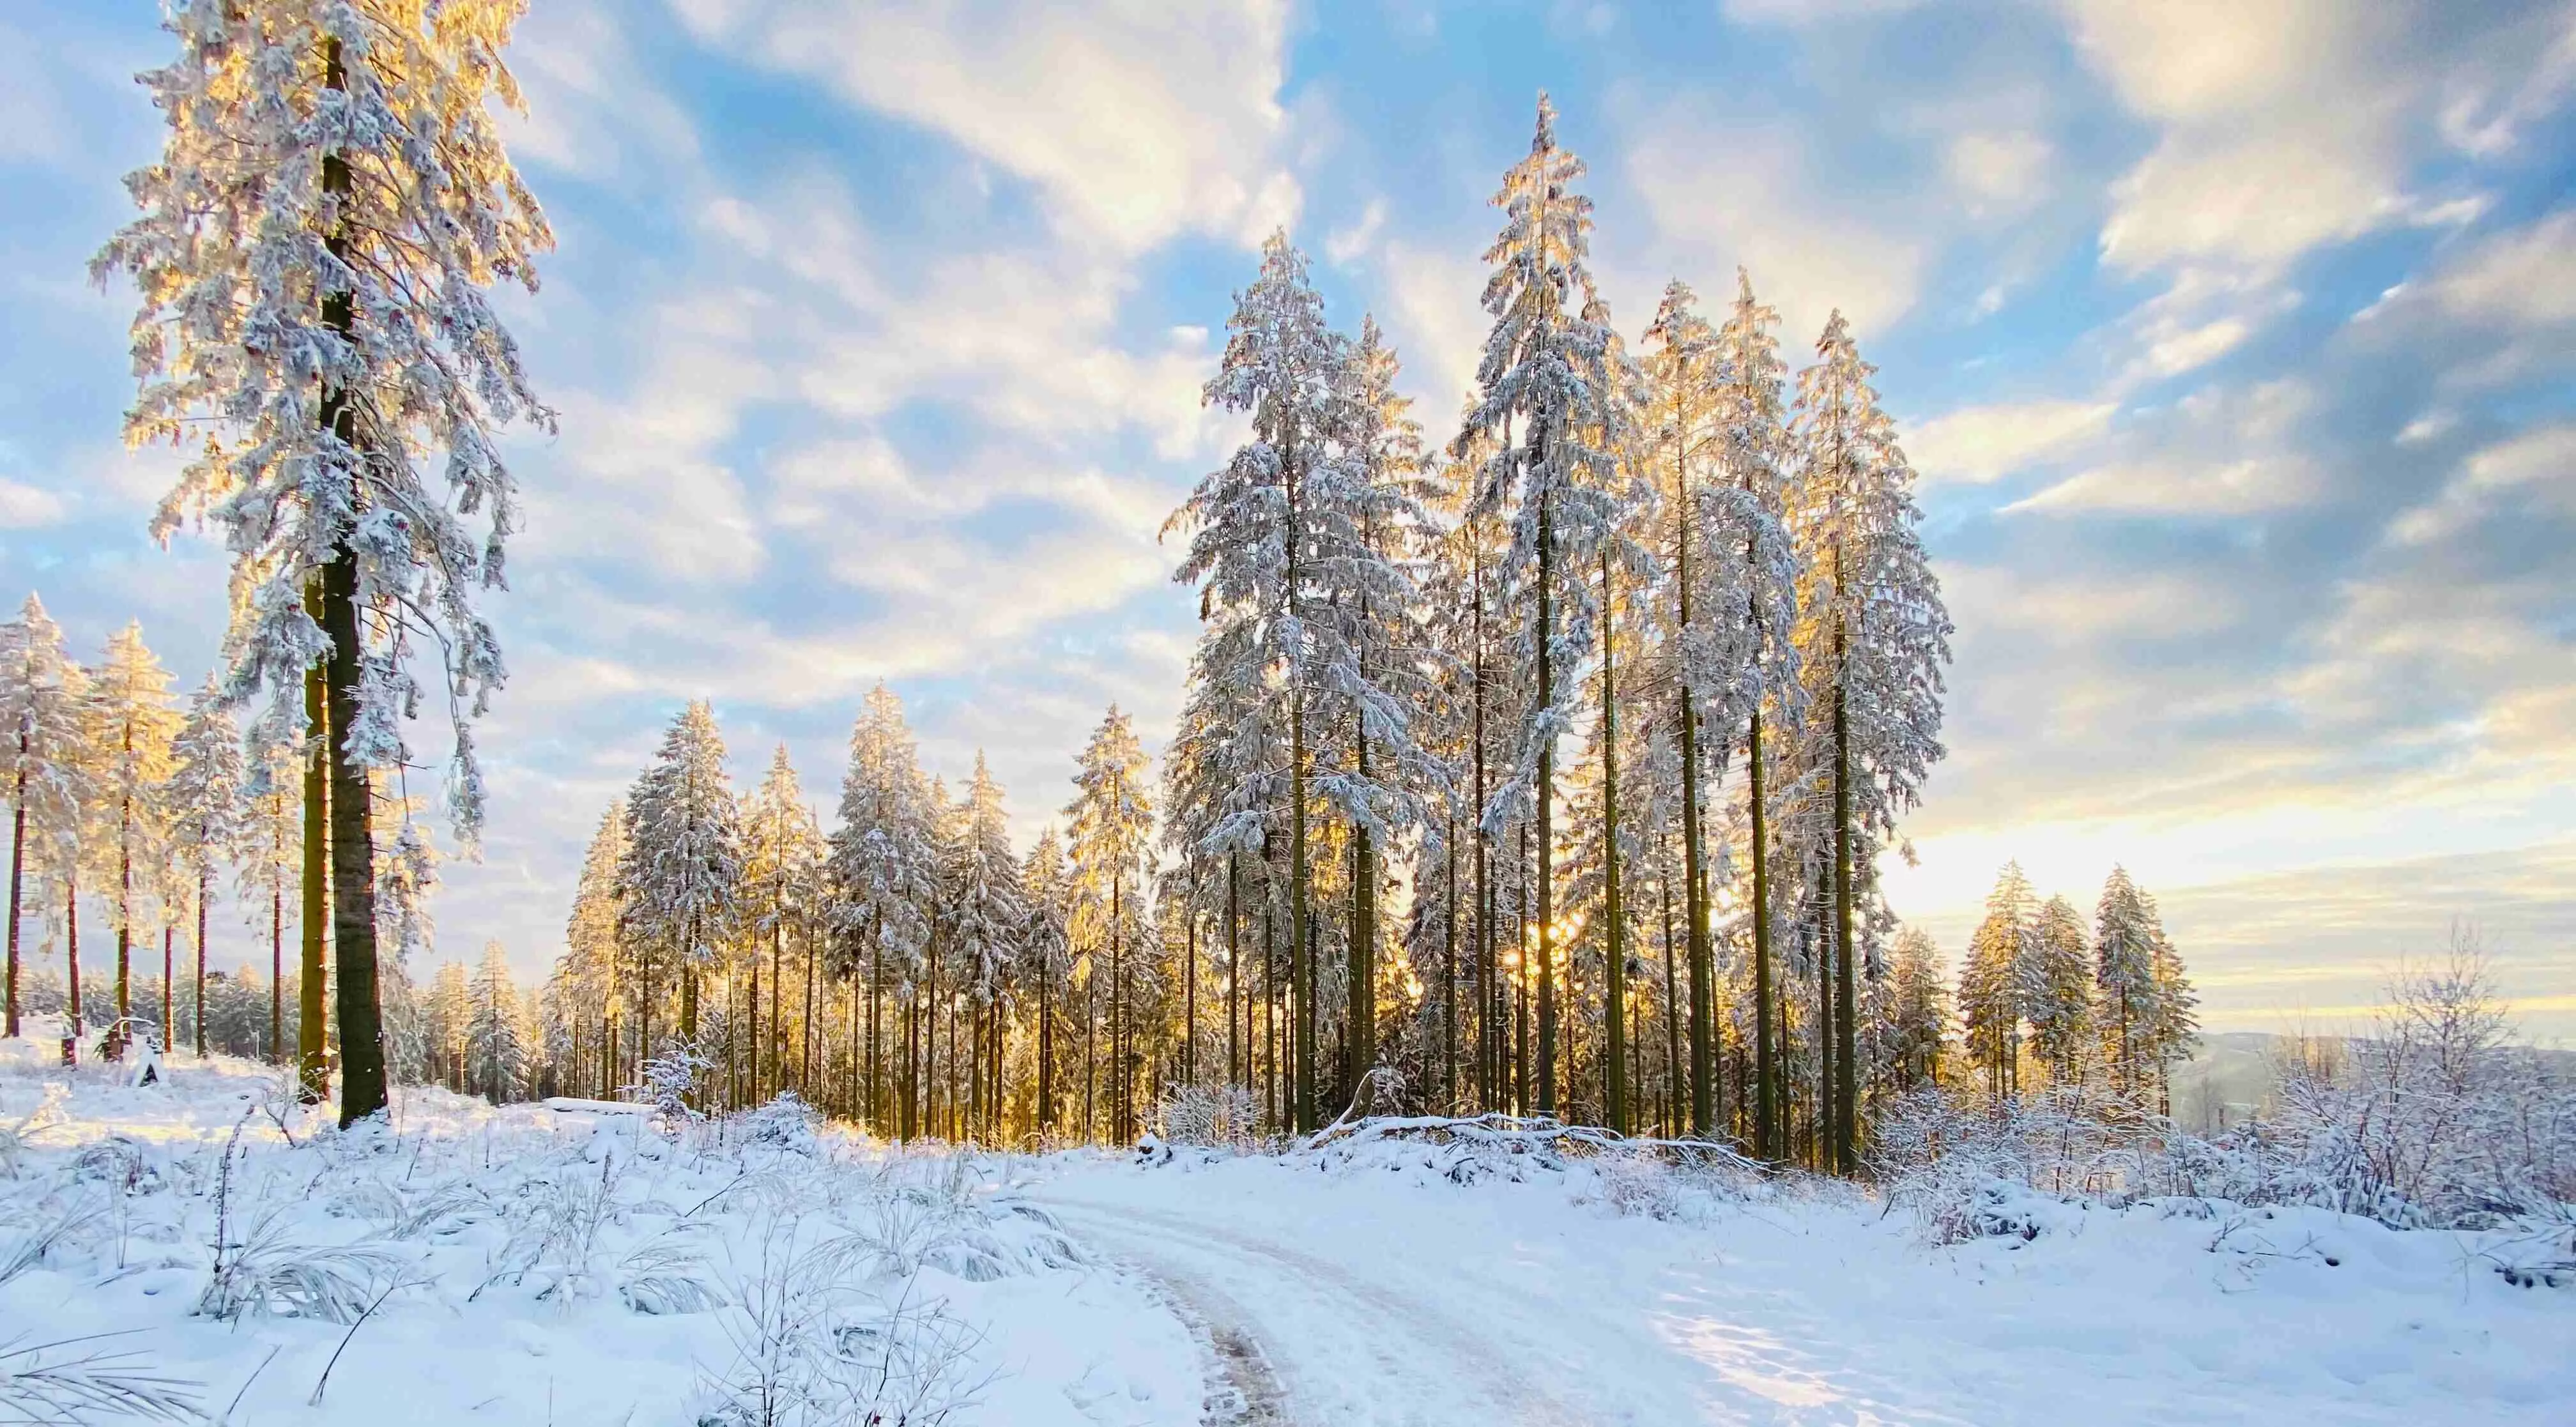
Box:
[4,0,2572,1035]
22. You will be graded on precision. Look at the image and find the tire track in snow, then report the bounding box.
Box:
[1068,1210,1296,1425]
[1048,1198,1583,1427]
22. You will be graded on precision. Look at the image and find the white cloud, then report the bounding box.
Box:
[2064,1,2571,277]
[1327,198,1388,264]
[1379,239,1494,420]
[1943,130,2051,210]
[2386,423,2576,545]
[670,0,1299,253]
[2010,379,2320,515]
[2416,210,2576,328]
[0,478,66,529]
[1623,119,1925,340]
[1721,0,1921,22]
[1910,399,2113,485]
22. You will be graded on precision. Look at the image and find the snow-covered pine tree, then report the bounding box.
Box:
[468,940,525,1103]
[372,781,439,1083]
[237,745,302,1063]
[426,959,471,1092]
[565,801,629,1097]
[2093,866,2160,1096]
[1022,827,1073,1137]
[829,683,939,1132]
[1165,230,1344,1134]
[2145,903,2198,1113]
[619,701,742,1059]
[1701,271,1805,1155]
[1788,309,1951,1172]
[1455,94,1632,1117]
[740,747,822,1104]
[1638,280,1722,1134]
[0,596,87,1039]
[951,754,1025,1140]
[80,624,181,1034]
[2023,894,2094,1087]
[1065,707,1154,1145]
[1882,926,1949,1094]
[97,0,555,1126]
[1959,862,2037,1097]
[1315,314,1448,1109]
[165,677,247,1056]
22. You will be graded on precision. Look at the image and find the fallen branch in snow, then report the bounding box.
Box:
[1306,1111,1766,1173]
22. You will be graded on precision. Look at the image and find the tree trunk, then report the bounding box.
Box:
[300,602,330,1103]
[1110,873,1124,1143]
[1038,949,1054,1135]
[4,760,23,1039]
[118,791,133,1023]
[1443,823,1458,1110]
[1472,538,1493,1111]
[1184,866,1197,1088]
[1534,489,1556,1117]
[194,867,209,1057]
[268,864,282,1065]
[1679,645,1713,1136]
[1226,851,1240,1088]
[1750,705,1775,1161]
[1831,586,1857,1176]
[319,37,385,1129]
[1289,691,1314,1133]
[1600,550,1627,1134]
[1659,852,1683,1138]
[67,877,82,1054]
[1350,738,1375,1110]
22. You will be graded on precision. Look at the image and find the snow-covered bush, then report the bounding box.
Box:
[1872,946,2575,1242]
[0,1332,201,1424]
[1153,1084,1259,1150]
[195,1208,408,1323]
[732,1092,825,1156]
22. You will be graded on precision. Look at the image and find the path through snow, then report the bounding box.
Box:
[1036,1148,2574,1426]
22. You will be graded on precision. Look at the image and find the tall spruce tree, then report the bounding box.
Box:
[82,625,181,1035]
[1456,95,1629,1116]
[0,597,86,1039]
[829,684,939,1134]
[1788,310,1950,1171]
[951,754,1026,1138]
[566,801,628,1097]
[1703,272,1804,1155]
[98,0,555,1126]
[1065,707,1154,1145]
[2025,894,2095,1087]
[619,701,742,1060]
[1167,231,1344,1132]
[1959,862,2037,1097]
[165,678,247,1057]
[742,747,822,1104]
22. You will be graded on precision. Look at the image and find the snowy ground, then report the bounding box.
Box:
[2,1037,2568,1426]
[1035,1138,2573,1425]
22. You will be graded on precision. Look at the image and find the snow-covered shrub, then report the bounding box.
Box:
[0,1332,201,1424]
[703,1215,990,1427]
[1153,1084,1259,1150]
[619,1228,726,1315]
[195,1209,407,1323]
[732,1092,824,1156]
[2246,949,2576,1228]
[0,1082,69,1177]
[0,1190,97,1285]
[634,1045,719,1133]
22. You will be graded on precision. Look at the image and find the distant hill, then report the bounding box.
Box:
[2169,1030,2574,1132]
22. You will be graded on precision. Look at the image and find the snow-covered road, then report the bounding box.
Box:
[1034,1149,2575,1426]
